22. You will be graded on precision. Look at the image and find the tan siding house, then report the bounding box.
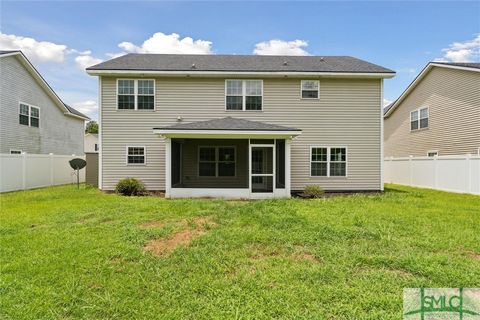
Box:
[88,54,394,199]
[384,62,480,157]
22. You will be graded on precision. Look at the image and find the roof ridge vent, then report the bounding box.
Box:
[319,57,325,62]
[283,61,288,66]
[191,63,196,69]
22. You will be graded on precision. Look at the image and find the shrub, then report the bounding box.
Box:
[303,185,325,198]
[115,178,147,196]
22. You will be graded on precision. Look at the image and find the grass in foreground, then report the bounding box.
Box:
[0,184,479,319]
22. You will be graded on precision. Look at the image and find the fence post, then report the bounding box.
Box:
[22,152,27,190]
[49,153,54,186]
[433,154,438,189]
[466,154,471,194]
[409,155,413,186]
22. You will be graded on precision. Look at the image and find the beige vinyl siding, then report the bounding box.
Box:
[385,67,480,157]
[101,76,382,191]
[0,55,84,155]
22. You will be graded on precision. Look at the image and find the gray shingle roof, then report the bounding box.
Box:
[154,117,301,132]
[0,50,20,55]
[88,54,394,74]
[383,101,396,115]
[433,62,480,69]
[64,104,90,120]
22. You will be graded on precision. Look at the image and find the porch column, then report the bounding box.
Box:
[165,137,171,198]
[285,138,292,198]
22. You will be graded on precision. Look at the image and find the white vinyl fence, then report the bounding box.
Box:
[384,154,480,195]
[0,153,85,193]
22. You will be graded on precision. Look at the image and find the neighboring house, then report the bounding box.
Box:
[87,54,395,198]
[384,62,480,157]
[0,50,89,155]
[84,133,99,153]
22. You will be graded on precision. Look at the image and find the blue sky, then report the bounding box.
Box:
[1,1,479,120]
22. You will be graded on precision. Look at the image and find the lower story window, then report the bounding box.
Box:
[198,146,235,177]
[127,146,145,165]
[10,150,22,154]
[311,147,347,177]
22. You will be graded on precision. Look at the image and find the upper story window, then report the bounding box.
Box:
[225,80,262,111]
[117,79,155,110]
[410,107,428,131]
[19,103,39,128]
[311,147,347,177]
[301,80,319,99]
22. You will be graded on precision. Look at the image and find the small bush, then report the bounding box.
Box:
[115,178,147,196]
[303,185,325,198]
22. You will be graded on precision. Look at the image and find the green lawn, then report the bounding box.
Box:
[1,185,479,319]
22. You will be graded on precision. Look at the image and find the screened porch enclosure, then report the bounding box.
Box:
[170,139,286,193]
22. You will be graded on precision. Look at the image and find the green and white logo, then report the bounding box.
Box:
[404,288,480,319]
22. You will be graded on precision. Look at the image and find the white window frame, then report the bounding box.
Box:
[116,79,155,111]
[410,106,429,131]
[300,80,320,99]
[10,149,22,154]
[19,102,40,128]
[126,146,146,166]
[198,146,236,177]
[427,150,439,157]
[225,80,263,111]
[310,146,348,177]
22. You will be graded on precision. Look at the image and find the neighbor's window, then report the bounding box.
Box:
[117,79,154,110]
[311,147,347,177]
[19,103,39,128]
[301,80,319,99]
[10,150,22,154]
[127,146,146,165]
[427,151,438,157]
[226,80,262,111]
[411,107,428,131]
[199,146,235,177]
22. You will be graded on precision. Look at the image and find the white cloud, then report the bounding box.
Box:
[435,34,480,62]
[72,100,98,119]
[0,32,68,63]
[75,54,103,70]
[253,39,310,56]
[383,98,393,107]
[117,32,213,54]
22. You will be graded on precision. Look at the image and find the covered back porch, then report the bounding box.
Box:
[154,117,301,199]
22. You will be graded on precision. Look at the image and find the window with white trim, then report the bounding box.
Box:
[19,103,39,127]
[198,146,235,177]
[226,80,262,111]
[301,80,319,99]
[311,147,347,177]
[127,146,146,165]
[410,107,428,131]
[117,79,154,110]
[10,150,22,154]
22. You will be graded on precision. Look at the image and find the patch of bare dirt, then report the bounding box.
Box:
[144,229,206,256]
[143,216,216,257]
[465,250,480,261]
[292,252,320,263]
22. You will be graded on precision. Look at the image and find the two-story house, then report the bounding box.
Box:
[0,50,89,155]
[87,54,395,199]
[384,62,480,157]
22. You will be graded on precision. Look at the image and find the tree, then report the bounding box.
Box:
[85,120,98,134]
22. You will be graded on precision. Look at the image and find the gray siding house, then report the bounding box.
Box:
[0,51,89,155]
[87,54,395,199]
[384,62,480,157]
